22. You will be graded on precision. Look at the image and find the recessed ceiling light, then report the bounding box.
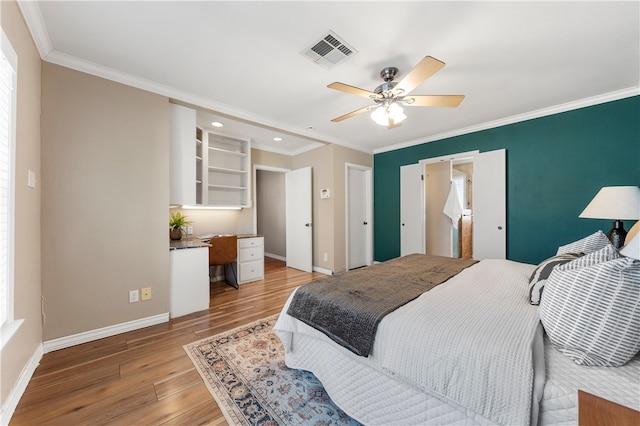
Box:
[273,137,283,142]
[211,121,223,127]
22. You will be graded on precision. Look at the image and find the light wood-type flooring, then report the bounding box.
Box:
[11,257,322,425]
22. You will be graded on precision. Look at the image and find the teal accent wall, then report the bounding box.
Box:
[374,95,640,265]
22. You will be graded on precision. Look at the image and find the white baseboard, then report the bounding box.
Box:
[313,266,333,276]
[1,343,43,426]
[264,253,286,262]
[43,313,169,353]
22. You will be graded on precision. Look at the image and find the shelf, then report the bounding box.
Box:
[209,146,248,157]
[208,166,247,175]
[208,184,247,191]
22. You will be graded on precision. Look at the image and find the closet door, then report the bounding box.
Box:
[400,164,424,256]
[473,149,506,259]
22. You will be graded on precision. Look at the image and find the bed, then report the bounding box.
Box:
[274,231,640,425]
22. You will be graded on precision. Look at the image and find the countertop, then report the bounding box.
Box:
[169,237,211,251]
[170,234,263,250]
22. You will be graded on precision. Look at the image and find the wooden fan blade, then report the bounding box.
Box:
[403,95,465,108]
[387,118,402,129]
[328,82,378,99]
[394,56,446,95]
[331,105,376,122]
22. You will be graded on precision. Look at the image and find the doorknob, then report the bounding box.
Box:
[498,226,503,230]
[363,222,368,225]
[305,223,312,227]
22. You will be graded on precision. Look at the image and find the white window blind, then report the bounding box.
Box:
[0,30,16,330]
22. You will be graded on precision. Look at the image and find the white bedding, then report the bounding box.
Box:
[274,258,640,425]
[275,259,543,425]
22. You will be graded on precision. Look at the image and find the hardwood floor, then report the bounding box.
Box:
[11,257,322,426]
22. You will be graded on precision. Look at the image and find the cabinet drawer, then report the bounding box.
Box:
[239,237,264,249]
[238,246,263,263]
[239,260,264,282]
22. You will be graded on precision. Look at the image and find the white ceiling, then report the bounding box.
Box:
[19,1,640,155]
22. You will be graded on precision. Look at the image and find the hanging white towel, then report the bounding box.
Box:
[443,181,463,229]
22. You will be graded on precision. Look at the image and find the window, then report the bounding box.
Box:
[0,28,19,349]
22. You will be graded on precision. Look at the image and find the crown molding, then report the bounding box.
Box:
[16,0,52,58]
[374,86,640,154]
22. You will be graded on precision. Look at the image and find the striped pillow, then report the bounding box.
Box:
[539,256,640,367]
[528,252,583,305]
[556,230,610,255]
[557,243,620,270]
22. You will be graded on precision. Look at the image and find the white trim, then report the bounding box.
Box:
[374,86,640,154]
[1,343,43,426]
[313,266,333,276]
[264,252,286,262]
[43,313,169,353]
[252,164,290,234]
[0,319,23,351]
[15,1,53,58]
[418,150,479,165]
[252,142,322,157]
[345,163,373,271]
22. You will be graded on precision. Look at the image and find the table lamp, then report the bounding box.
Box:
[579,186,640,249]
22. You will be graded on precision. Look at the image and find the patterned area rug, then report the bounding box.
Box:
[184,315,361,426]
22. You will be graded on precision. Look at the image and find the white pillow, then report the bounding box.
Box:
[556,230,610,255]
[539,256,640,367]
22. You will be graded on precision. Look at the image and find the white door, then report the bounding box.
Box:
[347,165,372,270]
[286,167,313,272]
[400,163,424,256]
[473,149,506,259]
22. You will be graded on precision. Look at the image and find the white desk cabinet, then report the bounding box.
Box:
[236,236,264,284]
[169,247,209,318]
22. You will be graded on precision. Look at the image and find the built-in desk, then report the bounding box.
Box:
[168,234,264,318]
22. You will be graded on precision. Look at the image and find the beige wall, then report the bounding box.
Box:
[1,0,43,407]
[41,63,170,340]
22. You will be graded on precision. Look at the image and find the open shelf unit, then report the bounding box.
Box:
[200,131,251,207]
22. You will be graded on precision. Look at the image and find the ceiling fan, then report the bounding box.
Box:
[328,56,465,129]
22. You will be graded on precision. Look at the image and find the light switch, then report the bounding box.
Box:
[27,170,36,189]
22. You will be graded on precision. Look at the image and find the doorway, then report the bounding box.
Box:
[253,165,313,272]
[403,149,505,260]
[346,163,373,270]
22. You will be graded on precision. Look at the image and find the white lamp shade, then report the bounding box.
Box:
[579,186,640,220]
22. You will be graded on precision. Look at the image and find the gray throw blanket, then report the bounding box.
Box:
[286,254,478,356]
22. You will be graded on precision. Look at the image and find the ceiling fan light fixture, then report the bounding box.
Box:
[388,102,407,123]
[371,102,406,126]
[371,106,388,126]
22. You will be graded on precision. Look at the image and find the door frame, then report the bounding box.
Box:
[345,163,373,271]
[252,164,290,261]
[419,151,478,257]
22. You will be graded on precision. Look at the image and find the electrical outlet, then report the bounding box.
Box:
[141,287,152,301]
[186,226,193,235]
[129,290,139,303]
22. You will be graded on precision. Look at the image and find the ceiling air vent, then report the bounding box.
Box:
[301,31,358,70]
